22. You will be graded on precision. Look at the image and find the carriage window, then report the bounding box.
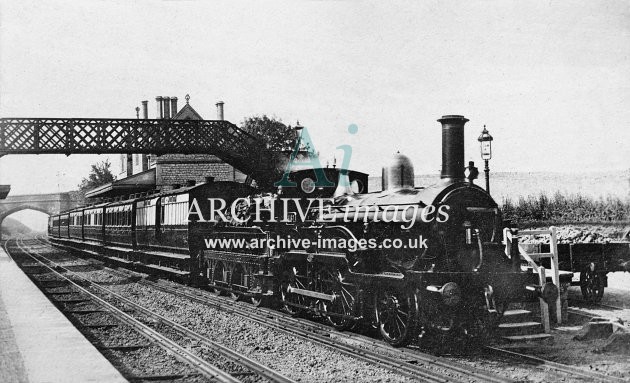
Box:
[137,198,157,227]
[160,194,189,225]
[137,207,145,226]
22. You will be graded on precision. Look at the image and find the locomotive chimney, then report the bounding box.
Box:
[156,96,164,119]
[216,101,224,120]
[438,115,469,181]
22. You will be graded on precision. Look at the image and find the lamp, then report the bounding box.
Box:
[478,125,493,193]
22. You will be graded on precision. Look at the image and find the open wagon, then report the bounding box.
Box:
[532,241,630,302]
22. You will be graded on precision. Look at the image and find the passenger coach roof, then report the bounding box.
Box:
[138,180,243,199]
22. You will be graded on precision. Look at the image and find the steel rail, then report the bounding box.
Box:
[483,346,626,383]
[8,238,254,383]
[588,302,627,311]
[43,235,513,383]
[21,237,298,383]
[568,295,627,312]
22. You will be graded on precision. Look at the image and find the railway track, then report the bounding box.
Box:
[6,236,295,383]
[147,277,627,383]
[567,296,628,322]
[39,235,627,383]
[482,346,626,383]
[572,301,627,312]
[40,236,510,383]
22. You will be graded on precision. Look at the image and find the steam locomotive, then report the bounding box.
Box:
[49,115,553,347]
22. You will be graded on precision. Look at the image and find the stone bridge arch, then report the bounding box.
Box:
[0,192,79,239]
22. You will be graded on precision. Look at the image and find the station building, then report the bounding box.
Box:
[85,95,245,201]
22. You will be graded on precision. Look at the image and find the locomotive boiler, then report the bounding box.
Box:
[49,114,553,347]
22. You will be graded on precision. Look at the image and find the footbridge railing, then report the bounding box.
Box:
[0,118,284,187]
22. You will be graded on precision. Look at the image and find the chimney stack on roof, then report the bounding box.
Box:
[156,96,163,119]
[141,101,148,119]
[170,97,178,117]
[216,101,224,120]
[163,97,171,119]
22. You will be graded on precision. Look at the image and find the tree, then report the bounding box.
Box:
[239,115,318,187]
[240,115,297,152]
[77,159,115,202]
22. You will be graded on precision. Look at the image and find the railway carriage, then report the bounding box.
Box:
[104,200,135,247]
[48,215,59,237]
[83,204,106,243]
[130,180,255,275]
[58,212,70,239]
[135,195,159,250]
[69,208,84,240]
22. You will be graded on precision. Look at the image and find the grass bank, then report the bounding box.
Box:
[500,192,630,226]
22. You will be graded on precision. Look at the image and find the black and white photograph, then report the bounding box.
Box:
[0,1,629,382]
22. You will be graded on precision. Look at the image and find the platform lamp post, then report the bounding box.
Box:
[478,125,493,194]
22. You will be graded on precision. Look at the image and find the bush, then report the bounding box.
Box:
[501,192,630,225]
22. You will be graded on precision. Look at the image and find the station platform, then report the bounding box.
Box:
[0,246,127,383]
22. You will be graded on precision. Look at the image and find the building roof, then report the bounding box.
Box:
[85,168,156,199]
[171,102,203,120]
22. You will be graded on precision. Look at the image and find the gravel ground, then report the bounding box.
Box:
[149,322,267,383]
[61,301,103,312]
[30,273,66,281]
[101,346,197,377]
[49,292,87,301]
[44,286,77,293]
[96,276,414,383]
[84,324,149,347]
[46,260,415,382]
[71,311,121,326]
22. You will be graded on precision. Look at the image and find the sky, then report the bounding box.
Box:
[0,0,629,229]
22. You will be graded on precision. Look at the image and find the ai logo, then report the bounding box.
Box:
[274,123,359,188]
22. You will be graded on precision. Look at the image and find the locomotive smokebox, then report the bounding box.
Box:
[438,115,469,181]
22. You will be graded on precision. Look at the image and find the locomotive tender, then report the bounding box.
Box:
[49,115,553,347]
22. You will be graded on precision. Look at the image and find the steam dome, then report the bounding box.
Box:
[382,152,415,190]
